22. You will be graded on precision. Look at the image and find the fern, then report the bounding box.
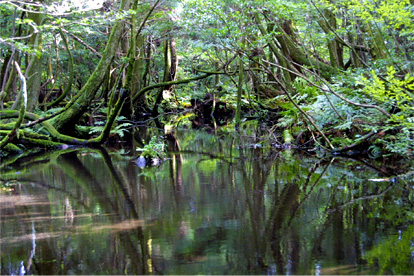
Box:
[88,116,132,138]
[113,123,132,138]
[89,126,103,134]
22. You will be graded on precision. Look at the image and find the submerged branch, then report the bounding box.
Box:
[330,182,396,212]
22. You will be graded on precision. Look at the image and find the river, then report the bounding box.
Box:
[1,127,413,274]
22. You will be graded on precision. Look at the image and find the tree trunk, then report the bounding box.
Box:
[47,29,74,108]
[235,56,243,129]
[152,37,178,116]
[51,0,132,133]
[123,0,160,119]
[131,35,146,93]
[274,19,337,79]
[25,12,45,111]
[318,9,344,68]
[253,12,293,88]
[255,12,336,79]
[365,23,387,60]
[131,35,149,118]
[120,0,139,120]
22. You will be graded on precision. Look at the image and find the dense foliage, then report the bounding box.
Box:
[1,1,414,274]
[1,0,413,159]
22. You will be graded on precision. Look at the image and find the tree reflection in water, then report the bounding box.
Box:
[1,128,413,275]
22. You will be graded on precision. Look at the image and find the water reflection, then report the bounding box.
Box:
[1,128,413,275]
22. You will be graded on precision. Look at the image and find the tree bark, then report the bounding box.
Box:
[365,23,387,60]
[123,0,160,119]
[274,20,337,79]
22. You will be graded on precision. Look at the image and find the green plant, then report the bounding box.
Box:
[361,66,414,123]
[293,77,319,100]
[89,116,132,138]
[359,66,414,155]
[136,136,166,159]
[364,226,414,274]
[375,126,414,156]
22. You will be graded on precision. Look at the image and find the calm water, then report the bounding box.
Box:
[1,128,413,275]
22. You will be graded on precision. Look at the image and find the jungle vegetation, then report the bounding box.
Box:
[0,0,413,159]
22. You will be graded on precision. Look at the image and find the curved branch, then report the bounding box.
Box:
[132,73,217,104]
[135,0,161,39]
[0,20,39,42]
[192,66,235,75]
[61,28,102,58]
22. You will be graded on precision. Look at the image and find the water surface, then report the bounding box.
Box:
[1,128,413,275]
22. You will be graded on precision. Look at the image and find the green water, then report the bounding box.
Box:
[1,128,413,275]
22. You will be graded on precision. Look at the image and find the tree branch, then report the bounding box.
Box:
[132,72,218,104]
[61,28,102,58]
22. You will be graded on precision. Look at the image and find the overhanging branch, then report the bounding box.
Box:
[132,72,221,104]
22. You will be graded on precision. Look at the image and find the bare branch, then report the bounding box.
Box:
[61,28,102,58]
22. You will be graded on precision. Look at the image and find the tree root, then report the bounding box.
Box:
[0,88,127,152]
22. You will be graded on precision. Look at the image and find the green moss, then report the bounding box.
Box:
[3,143,22,153]
[20,137,65,149]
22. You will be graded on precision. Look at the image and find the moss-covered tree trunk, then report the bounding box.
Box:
[253,12,293,89]
[235,56,243,129]
[119,0,139,120]
[274,19,337,79]
[131,35,149,117]
[131,35,146,93]
[255,12,337,79]
[365,23,387,60]
[318,9,344,68]
[25,12,45,111]
[51,0,131,133]
[152,37,178,117]
[122,0,160,119]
